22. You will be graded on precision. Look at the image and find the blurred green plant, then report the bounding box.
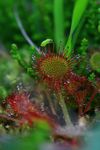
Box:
[0,120,51,150]
[0,57,19,100]
[10,43,40,79]
[75,38,89,75]
[79,0,100,48]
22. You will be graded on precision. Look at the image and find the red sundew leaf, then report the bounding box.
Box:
[75,88,88,107]
[64,72,87,96]
[75,84,97,116]
[64,72,97,116]
[83,90,97,114]
[6,92,56,127]
[75,90,87,116]
[36,52,73,92]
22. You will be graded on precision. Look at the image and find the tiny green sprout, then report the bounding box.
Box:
[78,38,88,55]
[10,44,19,59]
[10,43,27,68]
[41,39,53,47]
[11,43,17,50]
[90,52,100,73]
[88,73,95,82]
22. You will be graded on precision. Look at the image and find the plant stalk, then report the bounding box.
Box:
[58,93,73,127]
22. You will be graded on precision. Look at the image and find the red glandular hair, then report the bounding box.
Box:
[7,92,56,127]
[36,52,73,91]
[64,72,97,116]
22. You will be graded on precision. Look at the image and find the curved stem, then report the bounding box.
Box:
[58,93,73,127]
[14,6,40,53]
[45,91,57,116]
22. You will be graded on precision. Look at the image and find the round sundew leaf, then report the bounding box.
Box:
[90,52,100,72]
[36,53,73,91]
[40,56,69,79]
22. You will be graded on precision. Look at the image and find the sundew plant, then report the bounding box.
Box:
[0,0,100,150]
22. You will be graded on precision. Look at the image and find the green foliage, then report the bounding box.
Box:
[0,0,99,52]
[0,0,73,50]
[78,0,100,48]
[10,44,38,78]
[0,56,20,99]
[64,0,89,56]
